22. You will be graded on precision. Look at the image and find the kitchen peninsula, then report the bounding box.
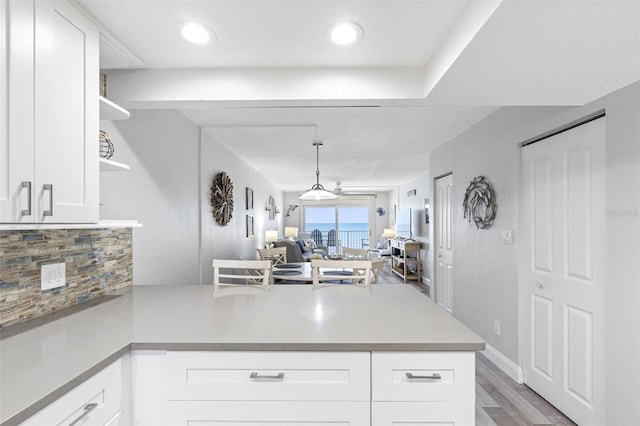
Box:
[1,285,484,425]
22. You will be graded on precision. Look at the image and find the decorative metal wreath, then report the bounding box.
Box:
[211,172,234,226]
[462,176,497,229]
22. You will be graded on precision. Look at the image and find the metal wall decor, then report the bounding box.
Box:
[265,195,278,220]
[211,172,234,226]
[462,176,497,229]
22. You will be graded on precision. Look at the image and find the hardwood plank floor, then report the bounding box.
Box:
[378,268,575,426]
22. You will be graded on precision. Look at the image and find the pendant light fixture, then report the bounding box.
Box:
[299,140,338,200]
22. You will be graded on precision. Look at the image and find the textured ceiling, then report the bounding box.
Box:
[79,0,640,192]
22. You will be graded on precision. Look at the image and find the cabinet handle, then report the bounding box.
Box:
[43,184,53,217]
[250,372,284,380]
[21,181,32,216]
[68,402,98,426]
[406,372,442,380]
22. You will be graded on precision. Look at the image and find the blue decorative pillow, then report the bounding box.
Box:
[295,239,305,252]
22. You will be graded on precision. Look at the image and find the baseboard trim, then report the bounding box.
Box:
[481,343,524,384]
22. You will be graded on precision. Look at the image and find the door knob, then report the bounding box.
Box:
[536,282,544,289]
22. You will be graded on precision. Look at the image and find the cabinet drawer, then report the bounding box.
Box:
[166,401,370,425]
[20,358,122,426]
[166,351,370,401]
[372,352,474,402]
[371,402,475,425]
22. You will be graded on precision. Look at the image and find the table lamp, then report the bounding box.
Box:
[382,228,396,239]
[265,230,278,248]
[285,227,298,240]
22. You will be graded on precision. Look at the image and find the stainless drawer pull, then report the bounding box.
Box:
[406,372,442,380]
[250,372,284,380]
[21,181,32,216]
[68,402,98,426]
[43,184,53,217]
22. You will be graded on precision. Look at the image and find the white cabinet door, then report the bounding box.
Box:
[34,0,98,223]
[20,359,123,426]
[0,0,35,222]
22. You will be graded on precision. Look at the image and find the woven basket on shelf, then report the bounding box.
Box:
[99,129,114,159]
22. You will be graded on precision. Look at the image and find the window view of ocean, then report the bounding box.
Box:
[303,222,370,251]
[304,222,368,232]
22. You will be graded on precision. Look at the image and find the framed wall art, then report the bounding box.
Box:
[246,215,254,237]
[246,187,253,210]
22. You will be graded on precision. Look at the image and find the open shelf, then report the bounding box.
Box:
[99,158,130,171]
[99,96,130,120]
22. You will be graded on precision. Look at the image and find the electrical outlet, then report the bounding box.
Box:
[41,263,66,291]
[493,320,501,336]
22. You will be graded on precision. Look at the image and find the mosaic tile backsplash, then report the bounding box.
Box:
[0,228,132,328]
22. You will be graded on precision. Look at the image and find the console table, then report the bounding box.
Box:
[390,239,422,283]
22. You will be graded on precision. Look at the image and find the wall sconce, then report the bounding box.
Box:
[285,227,298,240]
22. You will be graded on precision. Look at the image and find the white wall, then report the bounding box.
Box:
[430,82,640,425]
[200,130,283,285]
[100,110,201,285]
[100,110,283,286]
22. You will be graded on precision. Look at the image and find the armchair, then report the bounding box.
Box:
[299,232,328,258]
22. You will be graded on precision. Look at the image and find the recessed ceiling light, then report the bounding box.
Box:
[326,22,363,45]
[177,21,216,45]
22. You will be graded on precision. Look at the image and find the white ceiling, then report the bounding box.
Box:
[77,0,640,193]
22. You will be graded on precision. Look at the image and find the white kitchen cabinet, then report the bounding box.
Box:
[0,0,99,223]
[0,0,35,223]
[132,350,371,426]
[20,358,124,426]
[371,352,475,425]
[132,350,477,425]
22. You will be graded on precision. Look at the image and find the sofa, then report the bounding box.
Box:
[274,235,327,262]
[274,239,307,262]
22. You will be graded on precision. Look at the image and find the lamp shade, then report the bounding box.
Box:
[382,228,396,239]
[285,227,298,238]
[299,188,338,200]
[265,230,278,242]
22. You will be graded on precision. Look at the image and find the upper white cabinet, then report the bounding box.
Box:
[0,0,99,223]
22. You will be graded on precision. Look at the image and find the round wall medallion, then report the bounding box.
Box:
[376,207,386,216]
[211,172,234,226]
[462,176,497,229]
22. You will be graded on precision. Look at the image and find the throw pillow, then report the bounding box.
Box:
[376,240,388,250]
[295,239,305,253]
[303,239,316,249]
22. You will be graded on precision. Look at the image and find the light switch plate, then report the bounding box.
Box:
[501,229,513,244]
[41,262,66,291]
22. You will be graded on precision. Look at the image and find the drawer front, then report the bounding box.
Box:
[166,351,370,401]
[372,352,474,402]
[20,358,122,426]
[371,402,475,425]
[166,401,370,426]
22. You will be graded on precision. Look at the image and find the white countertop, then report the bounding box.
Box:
[0,284,484,424]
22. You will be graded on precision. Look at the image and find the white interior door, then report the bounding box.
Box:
[522,117,606,425]
[435,174,453,313]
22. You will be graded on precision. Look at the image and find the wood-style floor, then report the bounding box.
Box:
[377,266,575,426]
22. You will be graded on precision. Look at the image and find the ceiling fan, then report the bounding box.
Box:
[332,182,377,197]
